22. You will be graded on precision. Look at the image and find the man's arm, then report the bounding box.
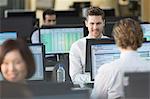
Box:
[69,43,90,87]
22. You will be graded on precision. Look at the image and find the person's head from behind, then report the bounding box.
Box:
[43,9,56,26]
[0,39,35,83]
[113,18,143,51]
[85,6,105,38]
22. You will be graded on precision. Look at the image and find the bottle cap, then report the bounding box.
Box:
[59,64,63,67]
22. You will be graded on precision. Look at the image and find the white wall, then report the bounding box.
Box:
[90,0,115,9]
[54,0,90,10]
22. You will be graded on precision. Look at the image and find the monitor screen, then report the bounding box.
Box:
[40,25,84,54]
[28,44,45,80]
[141,23,150,41]
[85,39,114,72]
[88,40,150,81]
[0,31,17,44]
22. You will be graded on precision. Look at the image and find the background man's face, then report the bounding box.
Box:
[85,15,105,38]
[44,14,56,26]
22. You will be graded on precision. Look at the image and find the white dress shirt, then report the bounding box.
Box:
[91,51,150,99]
[69,35,108,87]
[31,30,40,43]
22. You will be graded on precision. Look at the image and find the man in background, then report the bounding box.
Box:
[42,9,56,27]
[31,9,56,43]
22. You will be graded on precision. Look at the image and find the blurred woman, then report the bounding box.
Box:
[0,39,35,83]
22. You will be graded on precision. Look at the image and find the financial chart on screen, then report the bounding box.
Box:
[91,42,150,80]
[40,26,84,54]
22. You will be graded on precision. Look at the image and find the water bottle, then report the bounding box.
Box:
[56,64,65,82]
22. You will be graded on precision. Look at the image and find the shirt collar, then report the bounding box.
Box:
[86,34,107,39]
[120,51,138,60]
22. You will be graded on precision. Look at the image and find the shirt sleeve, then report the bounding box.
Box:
[69,42,90,87]
[31,30,39,43]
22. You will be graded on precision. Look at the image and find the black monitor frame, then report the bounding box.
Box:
[104,22,116,38]
[55,10,79,17]
[85,38,114,72]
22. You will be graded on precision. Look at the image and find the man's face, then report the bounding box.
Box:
[85,15,105,38]
[44,14,56,26]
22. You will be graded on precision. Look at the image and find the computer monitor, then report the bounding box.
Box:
[28,44,45,80]
[124,72,150,99]
[56,16,83,25]
[55,10,79,17]
[0,31,17,44]
[87,39,150,81]
[40,25,84,54]
[141,23,150,41]
[85,38,114,72]
[4,9,36,18]
[0,17,35,42]
[104,22,115,38]
[0,44,44,81]
[105,16,139,23]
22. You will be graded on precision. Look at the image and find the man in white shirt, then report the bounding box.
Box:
[91,18,150,99]
[31,9,56,43]
[69,6,108,87]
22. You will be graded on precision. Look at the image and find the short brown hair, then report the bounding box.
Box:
[43,9,56,20]
[87,6,105,20]
[113,18,143,50]
[0,39,36,79]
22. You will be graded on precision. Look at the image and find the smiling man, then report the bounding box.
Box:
[69,6,108,87]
